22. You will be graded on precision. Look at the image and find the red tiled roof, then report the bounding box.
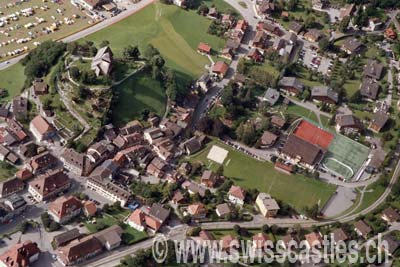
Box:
[197,42,211,53]
[294,120,334,149]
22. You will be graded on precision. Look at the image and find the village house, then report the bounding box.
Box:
[280,134,325,170]
[385,27,397,40]
[366,149,385,174]
[144,128,164,144]
[256,0,275,17]
[278,76,304,96]
[381,207,400,224]
[369,112,389,133]
[354,220,372,238]
[56,225,123,266]
[187,203,207,219]
[48,196,82,224]
[216,203,232,218]
[182,136,203,155]
[83,201,97,217]
[87,140,115,165]
[207,7,219,19]
[311,86,339,105]
[53,229,82,248]
[339,3,356,20]
[91,46,113,77]
[246,48,264,62]
[29,115,56,142]
[258,21,280,36]
[259,131,278,148]
[363,59,384,80]
[0,241,40,267]
[252,30,268,49]
[228,185,246,206]
[197,42,211,55]
[7,119,28,142]
[32,78,48,95]
[143,203,170,233]
[0,178,24,198]
[61,148,87,176]
[360,78,380,100]
[12,96,28,118]
[120,120,143,135]
[182,180,206,197]
[28,169,71,202]
[196,73,212,93]
[29,151,58,174]
[126,209,147,232]
[335,114,363,135]
[341,37,362,55]
[256,192,280,217]
[212,61,229,80]
[146,156,168,178]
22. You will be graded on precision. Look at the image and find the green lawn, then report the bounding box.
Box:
[111,71,166,126]
[0,63,25,102]
[85,2,226,82]
[0,162,17,182]
[187,140,336,211]
[352,182,386,214]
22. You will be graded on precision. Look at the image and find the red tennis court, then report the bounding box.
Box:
[294,120,334,149]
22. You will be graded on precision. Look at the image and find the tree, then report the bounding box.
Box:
[100,40,110,48]
[197,4,209,15]
[144,44,160,59]
[286,0,298,11]
[318,37,330,52]
[233,224,241,235]
[123,45,140,61]
[339,16,350,32]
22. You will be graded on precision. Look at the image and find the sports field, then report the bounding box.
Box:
[322,134,369,180]
[187,140,336,211]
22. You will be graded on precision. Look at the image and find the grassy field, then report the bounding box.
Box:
[187,140,336,211]
[0,0,89,61]
[111,71,166,126]
[0,63,25,102]
[85,2,226,82]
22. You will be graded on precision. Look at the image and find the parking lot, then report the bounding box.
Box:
[0,0,96,60]
[298,47,333,76]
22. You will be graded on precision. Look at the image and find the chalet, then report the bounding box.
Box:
[278,76,304,96]
[182,136,202,155]
[228,185,246,206]
[187,203,207,219]
[120,120,143,135]
[146,157,168,178]
[262,88,280,105]
[339,4,356,20]
[196,73,212,92]
[305,232,323,249]
[126,209,146,231]
[32,78,48,95]
[259,21,280,36]
[201,170,219,188]
[280,134,325,170]
[83,201,97,217]
[178,162,192,176]
[182,180,206,197]
[259,131,278,148]
[335,114,363,135]
[220,47,234,60]
[216,203,232,217]
[363,60,384,80]
[366,149,385,174]
[288,21,303,34]
[331,228,349,244]
[143,203,170,233]
[28,169,71,202]
[171,190,185,205]
[354,220,372,238]
[235,20,248,33]
[271,115,286,129]
[256,0,275,16]
[212,61,229,79]
[381,207,400,224]
[256,193,279,217]
[48,196,82,224]
[91,46,113,77]
[29,115,55,142]
[369,112,389,133]
[197,42,211,55]
[304,29,323,42]
[360,78,380,100]
[311,86,338,105]
[341,37,362,55]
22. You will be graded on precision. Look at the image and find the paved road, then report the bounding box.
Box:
[0,0,155,71]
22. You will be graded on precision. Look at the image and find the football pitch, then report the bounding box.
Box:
[323,134,369,180]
